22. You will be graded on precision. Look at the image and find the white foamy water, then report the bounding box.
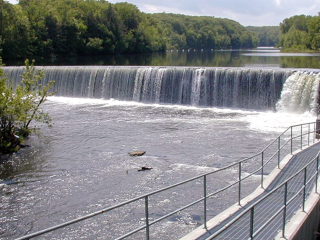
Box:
[48,96,316,134]
[276,72,320,114]
[241,111,315,133]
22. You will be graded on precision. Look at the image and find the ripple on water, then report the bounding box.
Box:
[0,98,314,239]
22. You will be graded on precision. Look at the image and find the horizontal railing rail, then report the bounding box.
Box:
[15,121,320,240]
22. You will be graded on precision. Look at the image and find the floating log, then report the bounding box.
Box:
[129,151,146,156]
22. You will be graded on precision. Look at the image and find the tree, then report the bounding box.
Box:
[279,14,319,52]
[86,37,103,54]
[0,2,31,58]
[0,59,55,154]
[307,16,320,50]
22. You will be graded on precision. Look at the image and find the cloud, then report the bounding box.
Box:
[275,0,282,7]
[107,0,282,25]
[130,0,282,25]
[6,0,320,26]
[133,0,320,26]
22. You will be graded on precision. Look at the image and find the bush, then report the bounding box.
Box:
[0,59,55,154]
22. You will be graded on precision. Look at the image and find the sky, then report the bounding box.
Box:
[6,0,320,26]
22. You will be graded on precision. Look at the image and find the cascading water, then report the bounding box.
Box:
[276,71,320,114]
[2,66,319,112]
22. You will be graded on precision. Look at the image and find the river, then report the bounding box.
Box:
[0,49,320,240]
[4,48,320,69]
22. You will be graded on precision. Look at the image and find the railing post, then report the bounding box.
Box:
[291,126,293,154]
[278,137,281,169]
[314,122,316,143]
[238,162,241,205]
[317,120,320,142]
[308,124,310,146]
[145,196,150,240]
[250,207,254,239]
[301,125,303,149]
[261,152,264,188]
[282,182,288,238]
[316,155,319,193]
[204,175,207,229]
[303,168,307,212]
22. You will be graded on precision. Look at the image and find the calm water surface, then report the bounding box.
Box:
[5,48,320,69]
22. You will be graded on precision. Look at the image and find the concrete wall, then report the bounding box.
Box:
[292,198,320,240]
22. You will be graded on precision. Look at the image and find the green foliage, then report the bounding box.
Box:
[246,26,280,46]
[0,0,259,60]
[5,0,320,56]
[86,38,103,54]
[0,60,55,154]
[153,14,258,49]
[0,2,31,58]
[279,14,320,52]
[307,16,320,50]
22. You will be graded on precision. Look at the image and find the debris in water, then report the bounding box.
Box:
[138,167,152,171]
[129,151,146,156]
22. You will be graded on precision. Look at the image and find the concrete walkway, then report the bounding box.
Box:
[185,142,320,240]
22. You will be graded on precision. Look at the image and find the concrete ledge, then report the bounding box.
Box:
[180,143,319,240]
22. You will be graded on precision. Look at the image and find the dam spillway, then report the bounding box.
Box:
[3,66,320,113]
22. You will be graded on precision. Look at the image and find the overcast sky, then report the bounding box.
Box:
[6,0,320,26]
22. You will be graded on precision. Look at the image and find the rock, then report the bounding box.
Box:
[138,166,152,171]
[129,151,146,156]
[20,144,31,148]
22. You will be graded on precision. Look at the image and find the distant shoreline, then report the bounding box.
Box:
[280,49,320,54]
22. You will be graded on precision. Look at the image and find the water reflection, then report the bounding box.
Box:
[279,56,320,69]
[4,49,320,69]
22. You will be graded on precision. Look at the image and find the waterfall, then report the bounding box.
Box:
[3,66,319,112]
[276,72,320,114]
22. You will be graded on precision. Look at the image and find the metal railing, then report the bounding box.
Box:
[206,141,320,240]
[16,121,320,240]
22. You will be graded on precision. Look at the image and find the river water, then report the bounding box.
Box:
[0,98,315,239]
[1,49,320,240]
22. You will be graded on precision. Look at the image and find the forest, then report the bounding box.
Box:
[1,0,318,61]
[246,26,279,47]
[0,0,259,60]
[279,14,320,52]
[152,13,258,50]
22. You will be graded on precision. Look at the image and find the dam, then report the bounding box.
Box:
[3,66,320,112]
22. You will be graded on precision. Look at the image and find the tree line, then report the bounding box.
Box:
[152,13,258,50]
[246,26,279,47]
[0,0,259,60]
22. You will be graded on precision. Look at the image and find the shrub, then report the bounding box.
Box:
[0,60,55,154]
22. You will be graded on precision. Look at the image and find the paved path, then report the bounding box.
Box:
[196,142,320,240]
